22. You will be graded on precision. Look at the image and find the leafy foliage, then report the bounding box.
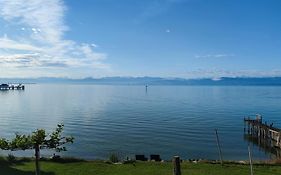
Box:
[0,124,74,175]
[46,124,74,152]
[0,138,9,150]
[0,124,74,152]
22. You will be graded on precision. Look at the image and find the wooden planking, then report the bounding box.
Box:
[244,115,281,148]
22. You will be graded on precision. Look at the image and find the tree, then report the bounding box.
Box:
[0,124,74,175]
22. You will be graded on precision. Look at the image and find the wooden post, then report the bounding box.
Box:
[248,145,254,175]
[215,129,223,165]
[173,156,181,175]
[35,144,41,175]
[248,120,250,134]
[276,132,280,147]
[244,117,246,133]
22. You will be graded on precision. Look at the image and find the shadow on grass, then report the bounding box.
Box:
[41,157,86,164]
[0,158,55,175]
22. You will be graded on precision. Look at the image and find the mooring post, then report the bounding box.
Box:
[215,129,223,166]
[248,117,250,134]
[173,156,181,175]
[248,145,254,175]
[276,132,280,147]
[244,117,246,134]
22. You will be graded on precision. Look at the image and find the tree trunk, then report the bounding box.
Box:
[35,144,40,175]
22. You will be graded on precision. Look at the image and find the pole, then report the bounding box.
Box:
[215,129,223,165]
[248,145,254,175]
[173,156,181,175]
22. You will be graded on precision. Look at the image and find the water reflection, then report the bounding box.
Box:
[1,85,281,160]
[244,134,281,158]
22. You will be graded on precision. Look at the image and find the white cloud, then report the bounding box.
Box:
[0,0,109,77]
[0,35,42,51]
[185,69,281,79]
[136,0,188,23]
[0,53,73,68]
[0,0,67,44]
[195,54,235,58]
[91,43,98,48]
[31,28,41,34]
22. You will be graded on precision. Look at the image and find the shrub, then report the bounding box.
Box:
[109,153,119,163]
[7,153,16,163]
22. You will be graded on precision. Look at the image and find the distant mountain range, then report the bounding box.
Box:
[2,77,281,86]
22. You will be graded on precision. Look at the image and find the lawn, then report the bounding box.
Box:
[1,158,281,175]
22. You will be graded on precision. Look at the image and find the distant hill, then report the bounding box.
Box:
[1,77,281,86]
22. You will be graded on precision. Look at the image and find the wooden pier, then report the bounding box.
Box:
[244,115,281,150]
[0,84,25,90]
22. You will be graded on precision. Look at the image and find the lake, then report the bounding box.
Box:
[0,84,281,160]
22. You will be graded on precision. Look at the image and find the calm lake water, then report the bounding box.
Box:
[0,84,281,160]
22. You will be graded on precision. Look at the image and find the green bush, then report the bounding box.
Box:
[109,153,119,163]
[7,153,16,163]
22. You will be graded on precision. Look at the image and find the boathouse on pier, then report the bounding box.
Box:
[0,84,25,90]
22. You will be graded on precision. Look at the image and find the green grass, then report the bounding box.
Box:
[1,158,281,175]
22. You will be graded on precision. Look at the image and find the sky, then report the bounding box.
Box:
[0,0,281,79]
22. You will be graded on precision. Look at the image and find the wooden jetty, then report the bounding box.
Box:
[244,115,281,149]
[0,84,25,90]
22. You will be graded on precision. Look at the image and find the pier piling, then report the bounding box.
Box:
[244,115,281,149]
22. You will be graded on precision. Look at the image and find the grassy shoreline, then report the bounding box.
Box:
[1,156,281,175]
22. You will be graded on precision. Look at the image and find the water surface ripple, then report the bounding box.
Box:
[0,85,280,160]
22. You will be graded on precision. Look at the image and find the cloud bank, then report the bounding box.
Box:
[185,69,281,79]
[0,0,108,77]
[194,54,235,58]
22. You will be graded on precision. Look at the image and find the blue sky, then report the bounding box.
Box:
[0,0,281,78]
